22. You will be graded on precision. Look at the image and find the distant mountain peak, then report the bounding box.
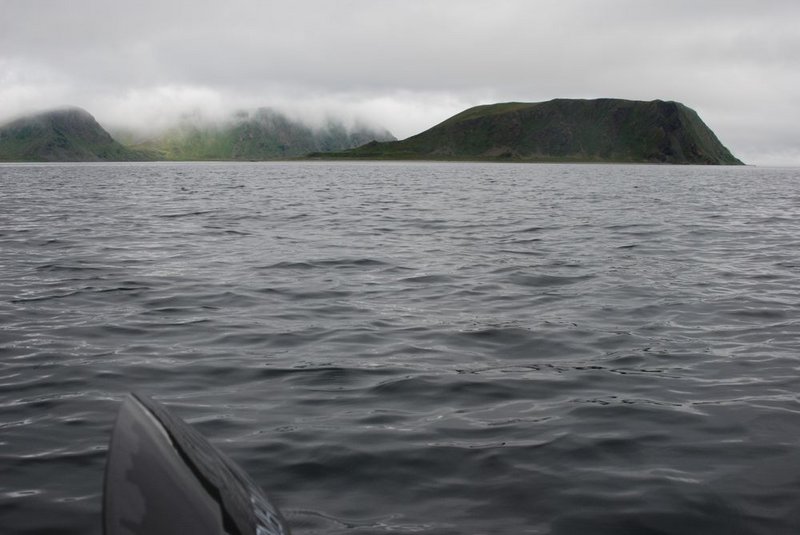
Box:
[0,107,151,161]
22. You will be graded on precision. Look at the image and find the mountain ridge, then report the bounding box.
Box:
[0,107,395,162]
[135,107,395,160]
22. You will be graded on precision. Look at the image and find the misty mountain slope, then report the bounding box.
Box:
[316,98,743,164]
[0,108,154,162]
[140,108,396,160]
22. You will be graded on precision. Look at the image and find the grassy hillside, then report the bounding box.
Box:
[138,108,396,160]
[315,99,743,165]
[0,108,154,161]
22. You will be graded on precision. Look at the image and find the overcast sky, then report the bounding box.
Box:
[1,0,799,164]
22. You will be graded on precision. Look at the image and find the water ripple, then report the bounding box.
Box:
[1,162,800,534]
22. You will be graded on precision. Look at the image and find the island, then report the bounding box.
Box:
[311,98,743,165]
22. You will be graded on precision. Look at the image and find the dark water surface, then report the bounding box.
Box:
[1,162,800,534]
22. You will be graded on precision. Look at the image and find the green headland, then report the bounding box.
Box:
[313,98,743,165]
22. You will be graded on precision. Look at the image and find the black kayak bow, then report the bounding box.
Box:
[103,393,290,535]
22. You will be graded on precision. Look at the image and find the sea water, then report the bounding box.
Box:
[1,161,799,534]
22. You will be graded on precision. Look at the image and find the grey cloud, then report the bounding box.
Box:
[1,0,799,163]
